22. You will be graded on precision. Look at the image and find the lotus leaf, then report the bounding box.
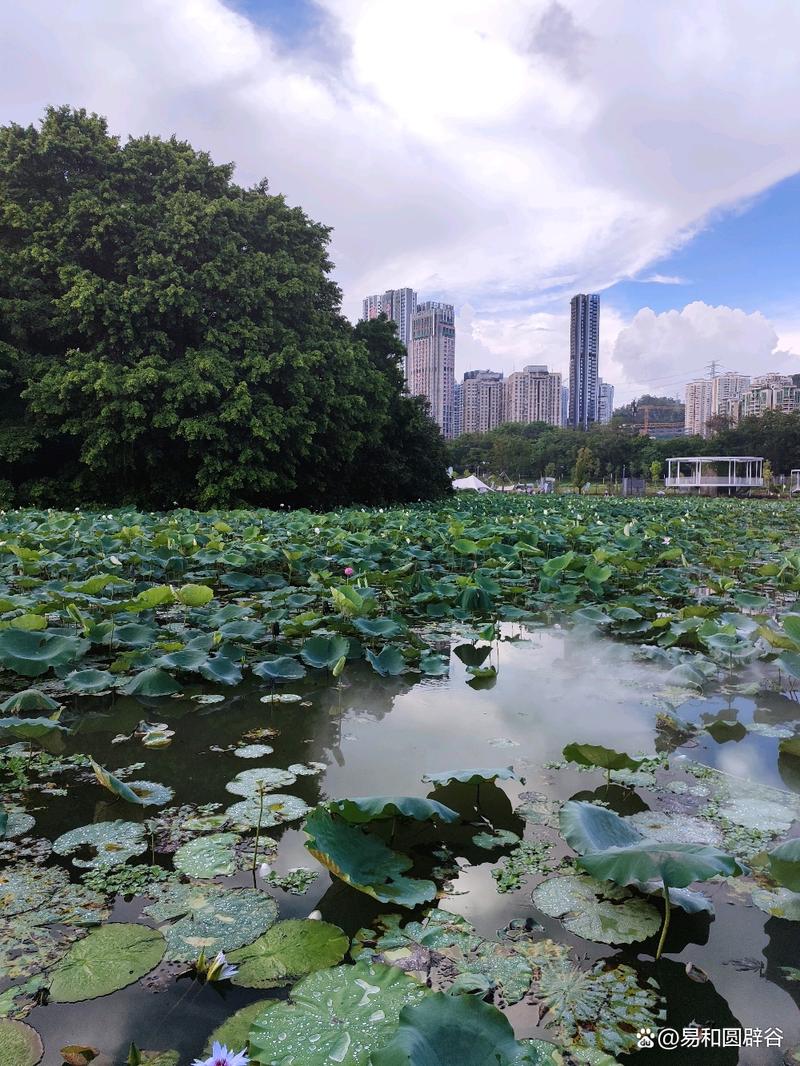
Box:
[156,647,209,672]
[532,874,661,945]
[328,796,459,824]
[226,794,310,829]
[174,833,239,878]
[90,759,149,805]
[176,583,214,607]
[226,767,298,796]
[422,767,515,787]
[576,842,745,890]
[228,919,348,987]
[0,715,65,742]
[0,862,75,917]
[203,1000,273,1059]
[0,688,60,713]
[64,669,116,694]
[300,635,350,669]
[234,744,274,758]
[752,887,800,919]
[48,923,165,1002]
[143,884,278,960]
[767,839,800,890]
[121,668,181,696]
[0,1020,43,1066]
[252,656,306,682]
[248,961,429,1066]
[200,655,242,685]
[127,781,174,806]
[562,743,645,775]
[370,992,526,1066]
[558,801,643,854]
[53,820,147,868]
[0,629,88,677]
[304,808,437,907]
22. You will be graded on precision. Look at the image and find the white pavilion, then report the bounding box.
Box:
[665,456,764,494]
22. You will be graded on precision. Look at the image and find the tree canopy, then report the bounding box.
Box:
[0,106,449,508]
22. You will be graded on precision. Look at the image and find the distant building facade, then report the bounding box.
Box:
[684,378,714,437]
[505,365,562,427]
[598,380,615,424]
[711,372,750,424]
[739,375,800,419]
[361,288,417,377]
[568,294,600,429]
[561,386,569,428]
[408,301,456,438]
[461,370,505,435]
[452,380,463,438]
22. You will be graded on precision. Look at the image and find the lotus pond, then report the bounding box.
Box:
[2,496,800,1066]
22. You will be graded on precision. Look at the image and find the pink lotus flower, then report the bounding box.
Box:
[192,1041,249,1066]
[344,566,354,576]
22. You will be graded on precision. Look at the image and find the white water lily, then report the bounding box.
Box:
[307,909,323,920]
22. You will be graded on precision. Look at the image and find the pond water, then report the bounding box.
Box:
[8,623,800,1066]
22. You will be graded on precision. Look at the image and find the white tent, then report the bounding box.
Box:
[452,475,492,492]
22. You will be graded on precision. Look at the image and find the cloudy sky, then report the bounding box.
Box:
[2,0,800,402]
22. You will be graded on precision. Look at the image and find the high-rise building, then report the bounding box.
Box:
[739,375,799,419]
[452,381,463,438]
[461,370,505,435]
[711,373,750,425]
[505,365,562,427]
[561,386,569,428]
[598,380,615,424]
[408,301,456,438]
[684,378,713,437]
[361,288,417,375]
[568,294,600,429]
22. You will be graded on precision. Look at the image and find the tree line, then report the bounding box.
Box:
[447,411,800,484]
[0,107,450,509]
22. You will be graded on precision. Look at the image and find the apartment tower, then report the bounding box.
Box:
[408,301,456,438]
[568,294,600,429]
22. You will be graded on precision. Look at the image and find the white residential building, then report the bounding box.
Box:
[598,380,615,424]
[408,301,456,438]
[505,365,562,427]
[461,370,505,435]
[684,378,714,437]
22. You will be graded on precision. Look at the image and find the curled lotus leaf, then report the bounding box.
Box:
[48,923,165,1002]
[370,991,526,1066]
[228,919,349,987]
[577,841,746,890]
[225,767,298,796]
[144,884,278,961]
[562,742,645,774]
[327,796,459,825]
[304,808,437,908]
[120,667,182,697]
[421,767,515,787]
[0,715,65,742]
[0,1019,44,1066]
[0,688,60,713]
[248,961,429,1066]
[252,656,306,682]
[559,801,643,855]
[90,759,148,805]
[53,820,147,868]
[532,874,661,945]
[0,629,88,678]
[299,635,350,669]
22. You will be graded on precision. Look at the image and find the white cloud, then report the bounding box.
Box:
[612,302,800,401]
[639,274,690,285]
[2,0,800,381]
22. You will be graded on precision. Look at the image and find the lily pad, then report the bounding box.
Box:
[0,1020,43,1066]
[226,794,310,829]
[233,744,274,758]
[532,874,661,944]
[225,767,298,796]
[143,884,278,960]
[228,919,348,987]
[53,821,147,868]
[127,781,174,806]
[48,923,165,1002]
[173,833,239,879]
[248,961,429,1066]
[751,887,800,920]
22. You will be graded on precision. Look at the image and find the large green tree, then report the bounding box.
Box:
[0,106,449,507]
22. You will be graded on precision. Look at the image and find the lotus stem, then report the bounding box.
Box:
[656,883,671,960]
[252,784,266,878]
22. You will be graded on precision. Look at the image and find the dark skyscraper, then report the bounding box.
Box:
[568,293,600,430]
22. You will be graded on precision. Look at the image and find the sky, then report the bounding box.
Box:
[1,0,799,403]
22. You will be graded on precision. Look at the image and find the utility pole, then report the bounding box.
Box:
[706,360,721,379]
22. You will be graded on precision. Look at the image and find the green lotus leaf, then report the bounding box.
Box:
[53,820,147,868]
[562,743,645,774]
[111,623,160,647]
[577,842,746,890]
[48,923,165,1002]
[64,669,116,694]
[418,652,449,676]
[234,743,274,758]
[120,667,182,696]
[370,991,525,1066]
[780,736,800,759]
[422,767,515,787]
[304,808,437,907]
[3,809,35,838]
[156,647,209,672]
[229,919,348,987]
[176,583,214,607]
[0,629,88,677]
[0,1019,43,1066]
[0,862,76,917]
[328,796,459,825]
[90,759,149,805]
[248,961,429,1066]
[127,780,174,806]
[173,833,239,878]
[226,794,310,829]
[252,656,306,682]
[226,767,298,796]
[203,1000,273,1058]
[218,619,268,641]
[532,874,661,944]
[0,688,60,713]
[767,839,800,891]
[122,585,175,612]
[355,617,404,638]
[143,884,278,961]
[300,635,350,669]
[558,801,644,855]
[199,655,242,685]
[453,644,492,668]
[365,645,407,676]
[0,715,65,741]
[751,887,800,919]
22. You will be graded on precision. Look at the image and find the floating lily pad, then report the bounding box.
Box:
[203,1000,273,1058]
[751,887,800,920]
[0,1020,43,1066]
[225,767,298,796]
[3,811,35,838]
[53,821,147,868]
[173,833,239,879]
[127,781,174,807]
[143,884,278,960]
[532,874,661,944]
[259,692,302,703]
[226,794,310,829]
[48,923,165,1002]
[718,797,794,834]
[627,811,722,846]
[233,744,274,758]
[248,961,429,1066]
[229,919,348,987]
